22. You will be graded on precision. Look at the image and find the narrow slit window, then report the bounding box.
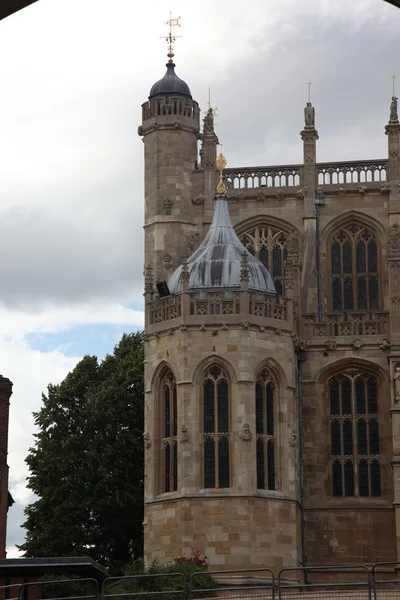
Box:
[256,369,277,490]
[161,371,178,493]
[203,366,230,488]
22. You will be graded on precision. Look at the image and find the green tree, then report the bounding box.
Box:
[19,332,145,573]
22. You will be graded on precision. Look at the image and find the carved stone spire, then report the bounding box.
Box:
[240,251,249,283]
[181,256,189,283]
[200,107,219,169]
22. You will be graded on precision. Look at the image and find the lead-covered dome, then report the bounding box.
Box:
[168,194,276,294]
[149,62,192,99]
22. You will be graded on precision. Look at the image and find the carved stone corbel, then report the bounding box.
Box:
[239,423,252,442]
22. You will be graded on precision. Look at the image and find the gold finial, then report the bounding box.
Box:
[163,13,182,62]
[216,150,227,194]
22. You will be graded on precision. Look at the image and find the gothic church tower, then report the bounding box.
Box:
[140,52,300,570]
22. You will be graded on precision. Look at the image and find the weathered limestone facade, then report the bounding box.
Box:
[140,59,400,570]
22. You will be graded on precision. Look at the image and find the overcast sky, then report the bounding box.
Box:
[0,0,399,557]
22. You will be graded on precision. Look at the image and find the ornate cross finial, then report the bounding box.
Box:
[215,151,227,194]
[163,13,182,62]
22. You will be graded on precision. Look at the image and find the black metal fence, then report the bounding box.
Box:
[190,568,275,600]
[8,563,400,600]
[278,565,372,600]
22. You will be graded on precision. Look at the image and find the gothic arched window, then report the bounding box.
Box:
[329,373,381,498]
[256,369,277,490]
[330,225,379,311]
[240,226,288,295]
[202,366,230,488]
[161,371,178,493]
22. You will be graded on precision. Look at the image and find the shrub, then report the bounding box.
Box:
[108,551,218,600]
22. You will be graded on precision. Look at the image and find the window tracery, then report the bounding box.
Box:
[330,224,379,311]
[329,372,381,498]
[161,371,178,493]
[202,366,230,488]
[239,226,288,295]
[256,368,277,490]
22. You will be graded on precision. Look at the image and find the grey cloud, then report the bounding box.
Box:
[1,1,399,313]
[188,12,400,167]
[0,178,144,309]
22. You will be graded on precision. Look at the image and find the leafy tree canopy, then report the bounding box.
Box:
[19,332,145,574]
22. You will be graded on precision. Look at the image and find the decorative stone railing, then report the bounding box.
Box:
[302,311,390,338]
[224,165,302,189]
[317,159,387,185]
[222,159,388,190]
[147,289,292,332]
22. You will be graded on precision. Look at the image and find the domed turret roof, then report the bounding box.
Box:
[149,62,192,99]
[168,194,276,294]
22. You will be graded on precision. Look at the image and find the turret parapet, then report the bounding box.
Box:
[140,95,200,132]
[146,287,292,335]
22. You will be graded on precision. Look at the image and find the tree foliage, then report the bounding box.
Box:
[19,332,145,574]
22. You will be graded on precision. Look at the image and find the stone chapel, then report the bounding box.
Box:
[139,51,400,570]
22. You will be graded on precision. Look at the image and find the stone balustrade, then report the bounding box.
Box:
[222,159,388,190]
[224,165,302,189]
[317,159,387,185]
[146,289,292,333]
[302,311,390,339]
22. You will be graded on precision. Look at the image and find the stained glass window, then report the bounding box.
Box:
[161,371,178,493]
[240,226,288,295]
[203,366,230,488]
[329,374,381,498]
[330,226,379,311]
[256,369,277,490]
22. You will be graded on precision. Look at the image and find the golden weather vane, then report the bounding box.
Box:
[162,13,182,62]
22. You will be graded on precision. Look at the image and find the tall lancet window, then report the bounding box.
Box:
[256,369,277,490]
[161,371,178,493]
[330,225,379,311]
[239,226,288,295]
[202,366,230,488]
[329,373,381,498]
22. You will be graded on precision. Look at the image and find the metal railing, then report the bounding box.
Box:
[0,583,21,600]
[10,563,400,600]
[278,565,372,600]
[372,562,400,599]
[17,578,99,600]
[190,568,275,600]
[102,573,186,600]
